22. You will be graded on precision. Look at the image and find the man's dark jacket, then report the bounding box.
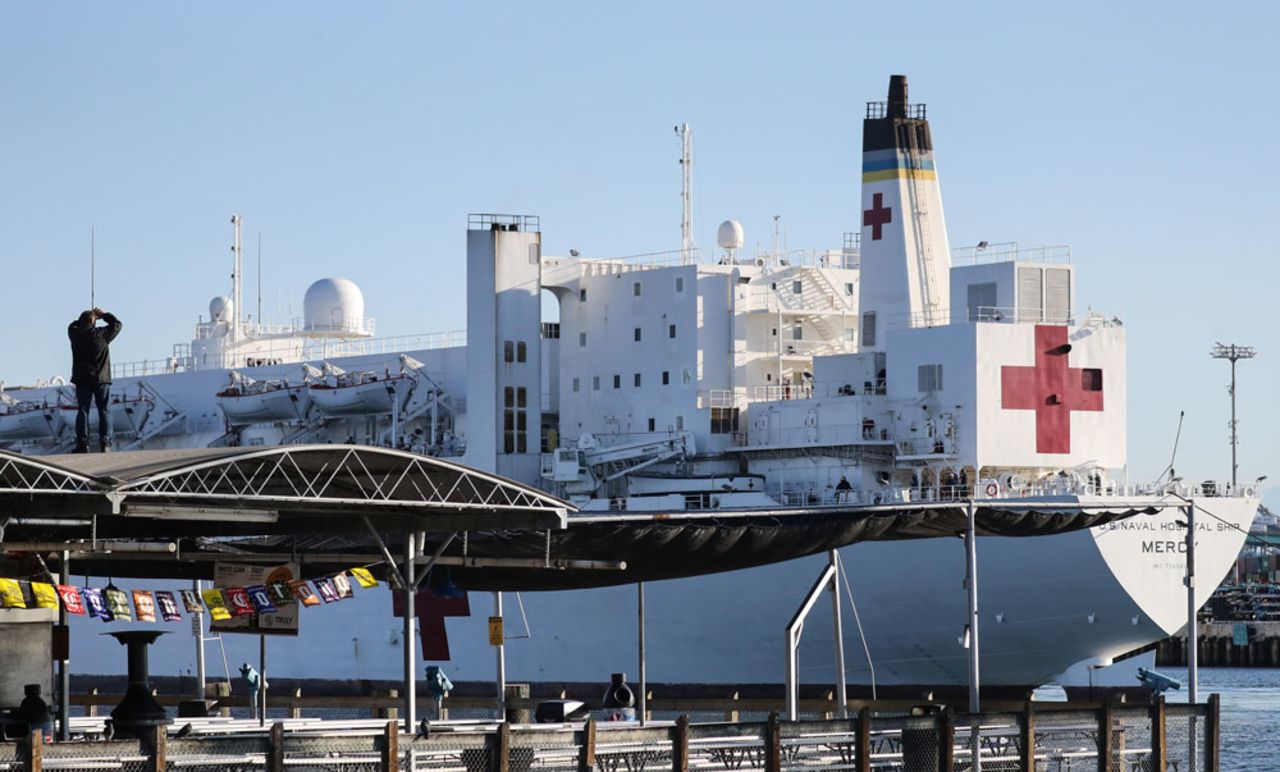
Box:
[68,313,122,385]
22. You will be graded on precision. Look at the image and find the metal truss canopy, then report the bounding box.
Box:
[0,445,568,537]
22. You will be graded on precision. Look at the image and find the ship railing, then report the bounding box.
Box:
[749,380,887,403]
[111,330,466,378]
[952,241,1072,265]
[967,305,1075,324]
[557,246,857,272]
[737,420,894,450]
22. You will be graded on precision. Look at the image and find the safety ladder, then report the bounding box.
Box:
[901,124,942,327]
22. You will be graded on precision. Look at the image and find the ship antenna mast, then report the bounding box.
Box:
[1210,342,1257,488]
[90,224,95,310]
[676,123,694,264]
[230,214,243,342]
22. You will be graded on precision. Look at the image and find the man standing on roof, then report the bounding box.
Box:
[68,307,122,453]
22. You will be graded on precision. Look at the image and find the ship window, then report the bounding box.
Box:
[579,288,587,302]
[648,418,655,432]
[613,374,621,389]
[579,332,587,347]
[792,325,803,341]
[710,407,739,435]
[918,364,943,393]
[861,312,877,347]
[967,282,999,322]
[572,377,580,392]
[634,327,642,342]
[682,368,692,385]
[792,280,803,294]
[633,281,642,296]
[517,411,527,430]
[1082,368,1103,392]
[669,324,677,339]
[845,328,857,342]
[516,341,527,363]
[504,386,514,407]
[845,282,854,296]
[503,341,514,363]
[592,375,600,391]
[675,276,684,292]
[634,373,642,387]
[676,415,685,430]
[516,387,527,408]
[662,370,669,385]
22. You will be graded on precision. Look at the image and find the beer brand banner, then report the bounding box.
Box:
[350,567,378,588]
[105,588,133,621]
[332,573,354,599]
[314,577,339,603]
[82,588,110,620]
[290,579,320,607]
[180,590,203,613]
[132,590,157,622]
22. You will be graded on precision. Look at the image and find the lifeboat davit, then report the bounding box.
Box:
[216,380,310,424]
[309,373,407,417]
[0,403,61,441]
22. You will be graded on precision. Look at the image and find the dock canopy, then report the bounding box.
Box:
[0,445,569,538]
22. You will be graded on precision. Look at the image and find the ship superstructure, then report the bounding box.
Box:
[1,76,1258,692]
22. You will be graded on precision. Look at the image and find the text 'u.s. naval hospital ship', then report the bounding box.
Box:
[1,76,1258,694]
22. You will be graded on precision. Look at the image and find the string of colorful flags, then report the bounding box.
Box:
[0,567,379,623]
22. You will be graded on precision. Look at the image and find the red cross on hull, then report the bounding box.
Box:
[1000,325,1103,454]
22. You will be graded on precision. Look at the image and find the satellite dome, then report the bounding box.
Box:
[717,220,745,251]
[209,296,233,324]
[303,278,366,334]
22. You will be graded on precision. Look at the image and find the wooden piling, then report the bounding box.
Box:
[672,715,690,772]
[1020,702,1035,772]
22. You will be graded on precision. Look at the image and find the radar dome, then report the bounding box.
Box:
[209,296,233,324]
[717,219,745,251]
[304,278,366,335]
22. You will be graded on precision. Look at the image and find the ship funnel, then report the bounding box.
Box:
[888,75,908,118]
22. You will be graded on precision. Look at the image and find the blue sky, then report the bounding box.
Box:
[2,2,1276,497]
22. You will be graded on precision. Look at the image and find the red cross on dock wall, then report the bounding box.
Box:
[863,193,892,240]
[1000,325,1103,454]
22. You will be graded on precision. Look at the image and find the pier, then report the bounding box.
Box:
[3,696,1223,772]
[1157,621,1280,668]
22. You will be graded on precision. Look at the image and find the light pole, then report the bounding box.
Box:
[1209,343,1256,489]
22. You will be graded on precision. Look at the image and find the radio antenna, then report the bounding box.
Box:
[90,225,96,309]
[1157,410,1185,484]
[257,232,262,326]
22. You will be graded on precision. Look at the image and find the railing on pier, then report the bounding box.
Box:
[4,696,1223,772]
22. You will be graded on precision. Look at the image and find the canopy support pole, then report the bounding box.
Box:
[403,531,416,732]
[494,592,506,720]
[1185,500,1199,772]
[965,500,982,772]
[58,550,70,741]
[363,516,405,590]
[638,582,647,726]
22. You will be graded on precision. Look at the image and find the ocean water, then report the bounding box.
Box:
[1157,667,1278,770]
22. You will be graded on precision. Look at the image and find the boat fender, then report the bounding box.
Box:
[985,483,999,497]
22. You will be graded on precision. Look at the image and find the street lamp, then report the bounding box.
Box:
[1209,343,1256,489]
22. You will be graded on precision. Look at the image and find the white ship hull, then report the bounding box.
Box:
[65,493,1254,689]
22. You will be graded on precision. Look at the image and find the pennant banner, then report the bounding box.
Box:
[314,577,339,604]
[133,590,156,623]
[332,574,354,600]
[31,582,60,610]
[57,585,86,616]
[82,588,110,621]
[0,578,26,609]
[245,585,277,615]
[180,590,203,613]
[350,567,378,589]
[155,591,182,622]
[290,579,320,607]
[105,588,133,621]
[267,582,295,607]
[201,589,232,621]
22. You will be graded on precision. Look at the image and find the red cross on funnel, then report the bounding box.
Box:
[863,193,892,241]
[1000,325,1103,454]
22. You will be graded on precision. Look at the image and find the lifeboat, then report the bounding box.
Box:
[56,394,154,436]
[0,402,61,441]
[216,375,310,424]
[309,372,407,417]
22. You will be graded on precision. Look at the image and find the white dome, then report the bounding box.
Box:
[304,278,366,334]
[717,219,745,250]
[209,296,233,324]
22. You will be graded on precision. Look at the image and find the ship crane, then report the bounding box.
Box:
[545,431,696,496]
